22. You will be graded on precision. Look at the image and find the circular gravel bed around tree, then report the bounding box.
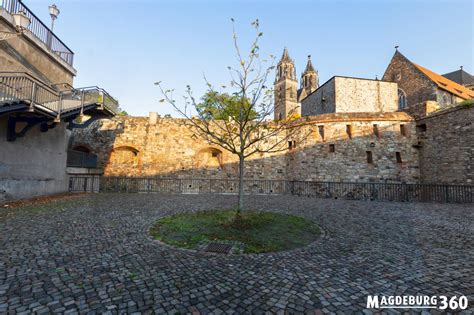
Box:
[149,210,321,253]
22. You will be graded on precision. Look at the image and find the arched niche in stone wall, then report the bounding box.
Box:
[72,145,91,153]
[195,147,224,170]
[107,145,140,175]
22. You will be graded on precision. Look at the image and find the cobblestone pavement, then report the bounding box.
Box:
[0,194,473,314]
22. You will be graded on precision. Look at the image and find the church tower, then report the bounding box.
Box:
[301,55,318,97]
[274,48,300,120]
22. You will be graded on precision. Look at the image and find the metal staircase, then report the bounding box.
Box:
[0,72,118,141]
[0,72,118,120]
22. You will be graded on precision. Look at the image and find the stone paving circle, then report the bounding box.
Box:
[0,193,473,314]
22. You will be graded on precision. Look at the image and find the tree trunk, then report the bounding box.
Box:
[237,153,245,213]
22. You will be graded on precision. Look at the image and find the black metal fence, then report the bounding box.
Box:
[68,176,474,203]
[68,175,100,193]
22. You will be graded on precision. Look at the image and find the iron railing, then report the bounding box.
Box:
[68,176,474,203]
[0,72,57,107]
[1,0,74,66]
[69,175,101,193]
[0,72,119,116]
[67,150,98,168]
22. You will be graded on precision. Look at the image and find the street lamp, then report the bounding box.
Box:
[0,10,31,41]
[13,10,31,32]
[48,4,60,32]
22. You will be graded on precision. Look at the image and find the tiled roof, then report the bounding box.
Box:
[442,69,474,86]
[414,64,474,100]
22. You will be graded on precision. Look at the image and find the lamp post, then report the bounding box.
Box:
[48,4,60,32]
[0,10,31,41]
[46,4,59,48]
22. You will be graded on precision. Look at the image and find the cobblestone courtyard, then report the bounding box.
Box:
[0,194,473,314]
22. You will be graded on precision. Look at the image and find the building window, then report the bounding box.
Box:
[318,125,325,141]
[366,151,373,164]
[329,144,335,153]
[393,71,402,81]
[346,125,353,139]
[416,124,427,132]
[288,140,296,150]
[373,124,380,138]
[396,152,402,163]
[398,89,407,110]
[441,93,450,106]
[400,124,407,137]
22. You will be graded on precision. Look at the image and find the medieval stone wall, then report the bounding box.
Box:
[72,117,289,180]
[301,77,398,116]
[416,105,474,184]
[72,112,421,183]
[286,113,419,182]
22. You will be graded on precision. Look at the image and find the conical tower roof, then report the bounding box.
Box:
[304,55,316,73]
[280,47,293,63]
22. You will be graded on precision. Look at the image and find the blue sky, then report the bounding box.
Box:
[26,0,473,116]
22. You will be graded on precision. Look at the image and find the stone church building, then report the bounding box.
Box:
[383,50,474,118]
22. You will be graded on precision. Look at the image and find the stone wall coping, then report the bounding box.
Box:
[301,112,413,124]
[111,112,413,125]
[417,103,472,121]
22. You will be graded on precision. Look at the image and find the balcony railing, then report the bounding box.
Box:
[1,0,74,66]
[0,72,119,117]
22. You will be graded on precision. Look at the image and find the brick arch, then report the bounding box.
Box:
[195,146,224,169]
[113,145,140,155]
[72,144,92,153]
[105,145,142,176]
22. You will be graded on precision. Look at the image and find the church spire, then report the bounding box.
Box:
[276,47,296,82]
[301,55,318,94]
[304,55,315,73]
[281,47,291,61]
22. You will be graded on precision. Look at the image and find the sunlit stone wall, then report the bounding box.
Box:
[72,111,422,183]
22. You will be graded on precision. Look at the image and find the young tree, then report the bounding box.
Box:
[196,91,257,120]
[156,19,306,213]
